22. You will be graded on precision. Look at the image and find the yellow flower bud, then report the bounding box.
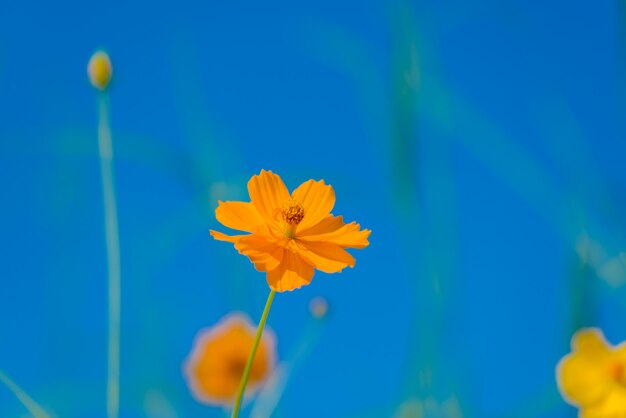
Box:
[87,50,112,90]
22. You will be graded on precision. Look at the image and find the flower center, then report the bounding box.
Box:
[280,198,305,238]
[228,358,246,378]
[282,198,305,225]
[609,362,626,386]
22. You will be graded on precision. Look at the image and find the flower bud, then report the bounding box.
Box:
[309,296,329,319]
[87,50,112,90]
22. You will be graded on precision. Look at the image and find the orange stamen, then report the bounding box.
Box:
[610,362,625,382]
[281,198,305,238]
[281,198,305,225]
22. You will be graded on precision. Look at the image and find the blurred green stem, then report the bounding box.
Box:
[250,311,327,418]
[231,289,276,418]
[0,370,50,418]
[98,93,121,418]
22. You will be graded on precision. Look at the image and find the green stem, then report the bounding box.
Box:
[231,289,276,418]
[0,370,50,418]
[250,311,327,418]
[98,92,121,418]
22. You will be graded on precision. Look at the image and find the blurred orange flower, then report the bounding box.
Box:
[210,170,371,292]
[556,328,626,417]
[183,313,276,406]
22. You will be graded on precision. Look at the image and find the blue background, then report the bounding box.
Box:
[1,0,625,417]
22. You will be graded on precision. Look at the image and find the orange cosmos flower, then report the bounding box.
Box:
[210,170,371,292]
[183,313,277,406]
[556,328,626,417]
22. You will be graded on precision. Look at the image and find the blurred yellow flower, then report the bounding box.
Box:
[183,313,276,406]
[556,328,626,417]
[210,169,371,292]
[87,50,112,90]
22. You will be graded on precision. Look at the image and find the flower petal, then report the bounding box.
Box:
[557,329,613,407]
[248,170,290,225]
[573,328,611,355]
[298,215,371,249]
[296,240,355,273]
[557,352,612,407]
[235,235,284,272]
[291,179,335,231]
[210,230,245,243]
[266,250,314,292]
[580,389,626,418]
[215,201,266,233]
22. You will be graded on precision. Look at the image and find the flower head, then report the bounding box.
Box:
[556,328,626,417]
[210,170,371,292]
[87,50,112,90]
[183,313,276,406]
